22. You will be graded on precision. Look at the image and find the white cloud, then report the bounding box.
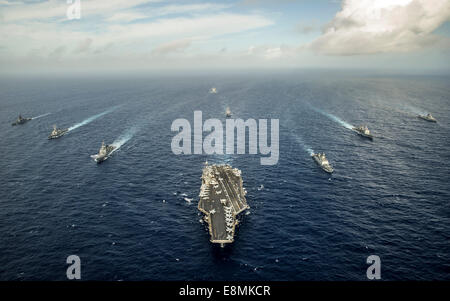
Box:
[0,1,230,24]
[74,38,93,53]
[310,0,450,55]
[104,14,273,43]
[0,0,161,22]
[152,38,192,55]
[264,47,282,59]
[146,3,231,18]
[0,1,24,5]
[0,0,273,61]
[106,3,231,23]
[106,12,148,23]
[247,45,291,60]
[0,11,274,60]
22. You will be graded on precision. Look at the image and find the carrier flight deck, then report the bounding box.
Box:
[198,163,249,247]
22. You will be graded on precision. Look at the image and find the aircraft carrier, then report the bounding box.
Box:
[198,163,249,247]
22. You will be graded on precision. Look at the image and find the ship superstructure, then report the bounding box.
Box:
[352,125,374,140]
[48,125,68,139]
[91,141,116,163]
[11,114,32,126]
[198,163,249,247]
[312,153,334,174]
[418,113,437,123]
[225,107,232,118]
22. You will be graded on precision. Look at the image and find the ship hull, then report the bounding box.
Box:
[48,129,68,139]
[352,128,374,140]
[12,118,31,126]
[95,156,108,164]
[355,132,374,140]
[418,116,437,123]
[93,146,116,163]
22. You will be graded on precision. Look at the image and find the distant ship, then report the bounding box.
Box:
[91,141,116,163]
[48,125,68,139]
[311,153,334,174]
[209,87,217,94]
[225,107,232,118]
[11,114,32,126]
[418,113,437,123]
[352,125,373,140]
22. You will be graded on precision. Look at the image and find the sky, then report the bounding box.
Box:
[0,0,450,74]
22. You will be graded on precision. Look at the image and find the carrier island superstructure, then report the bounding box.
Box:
[198,163,249,247]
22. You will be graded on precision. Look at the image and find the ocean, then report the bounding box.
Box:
[0,71,449,280]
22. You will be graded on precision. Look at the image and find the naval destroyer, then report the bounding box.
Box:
[198,162,249,247]
[91,141,116,163]
[352,125,374,140]
[225,107,232,118]
[418,113,437,123]
[48,125,68,139]
[11,114,32,126]
[312,153,334,173]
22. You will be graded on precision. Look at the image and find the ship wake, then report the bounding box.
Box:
[32,113,51,120]
[111,126,138,154]
[402,104,427,116]
[68,106,119,132]
[292,134,314,156]
[309,105,354,130]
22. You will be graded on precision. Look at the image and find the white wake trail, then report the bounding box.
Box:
[402,104,427,116]
[110,126,139,153]
[293,134,314,156]
[68,106,118,132]
[32,112,51,120]
[310,105,354,130]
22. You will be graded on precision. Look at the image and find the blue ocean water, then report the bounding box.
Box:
[0,71,449,281]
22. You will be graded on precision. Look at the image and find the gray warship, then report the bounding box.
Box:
[11,114,32,126]
[91,141,116,163]
[225,107,232,118]
[312,153,334,174]
[198,162,249,247]
[352,125,374,140]
[48,125,68,139]
[418,113,437,123]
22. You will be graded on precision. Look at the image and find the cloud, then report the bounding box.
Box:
[152,39,191,55]
[145,3,231,18]
[296,24,316,34]
[48,45,66,60]
[106,12,147,23]
[0,0,160,22]
[247,45,291,59]
[0,1,230,24]
[106,3,231,23]
[310,0,450,55]
[0,1,24,5]
[240,0,296,6]
[104,14,273,43]
[0,8,273,59]
[74,38,93,53]
[295,20,322,34]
